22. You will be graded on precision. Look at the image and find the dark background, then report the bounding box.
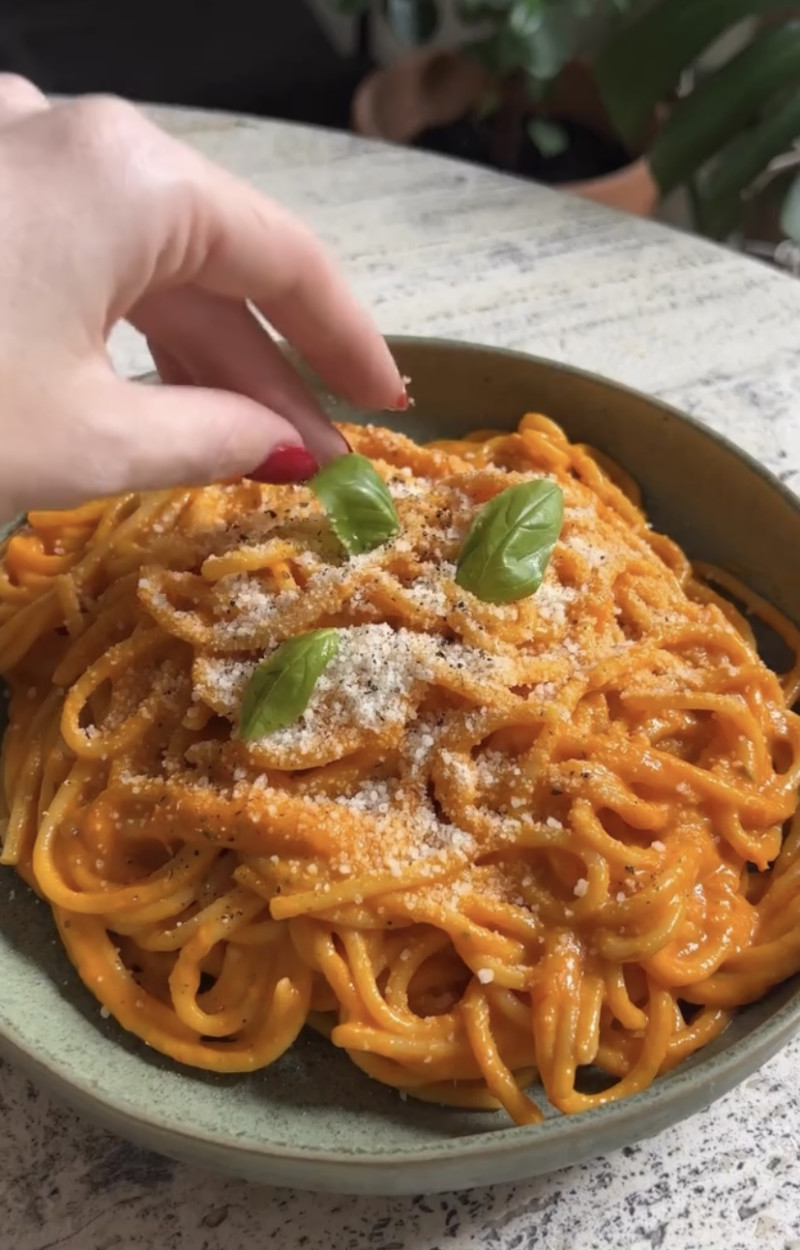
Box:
[0,0,365,125]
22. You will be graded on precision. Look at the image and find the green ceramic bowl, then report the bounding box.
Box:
[1,338,799,1196]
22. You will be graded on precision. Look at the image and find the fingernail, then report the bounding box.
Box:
[249,444,318,484]
[389,388,409,412]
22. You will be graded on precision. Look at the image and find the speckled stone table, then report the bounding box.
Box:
[3,105,800,1250]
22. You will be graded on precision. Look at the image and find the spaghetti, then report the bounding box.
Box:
[0,414,798,1124]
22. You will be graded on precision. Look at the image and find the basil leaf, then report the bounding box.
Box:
[310,453,400,555]
[239,629,340,740]
[455,480,564,604]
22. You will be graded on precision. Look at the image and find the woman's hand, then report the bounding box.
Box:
[0,76,405,521]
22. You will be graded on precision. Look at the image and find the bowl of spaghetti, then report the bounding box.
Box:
[0,337,798,1194]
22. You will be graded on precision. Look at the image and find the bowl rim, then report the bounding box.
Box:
[2,336,799,1176]
[381,336,800,516]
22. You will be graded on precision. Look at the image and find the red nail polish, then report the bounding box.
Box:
[250,444,318,484]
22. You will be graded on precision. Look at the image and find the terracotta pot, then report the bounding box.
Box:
[353,47,490,145]
[568,159,659,217]
[352,50,659,218]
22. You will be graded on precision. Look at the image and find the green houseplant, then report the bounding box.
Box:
[595,1,800,241]
[327,0,800,241]
[331,1,646,205]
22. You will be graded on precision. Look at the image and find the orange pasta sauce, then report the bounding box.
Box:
[0,414,798,1124]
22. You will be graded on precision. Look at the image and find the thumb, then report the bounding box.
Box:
[76,376,315,502]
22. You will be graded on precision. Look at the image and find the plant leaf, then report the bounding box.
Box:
[515,1,574,81]
[467,0,581,82]
[781,171,800,244]
[595,0,798,148]
[527,117,570,157]
[239,630,340,740]
[697,92,800,238]
[311,453,401,555]
[455,479,564,604]
[509,0,545,41]
[384,0,440,44]
[650,23,800,196]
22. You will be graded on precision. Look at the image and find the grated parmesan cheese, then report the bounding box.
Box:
[568,534,609,570]
[535,577,579,627]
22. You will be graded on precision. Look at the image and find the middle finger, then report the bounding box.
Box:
[132,287,349,465]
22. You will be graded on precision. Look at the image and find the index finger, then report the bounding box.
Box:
[159,144,407,413]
